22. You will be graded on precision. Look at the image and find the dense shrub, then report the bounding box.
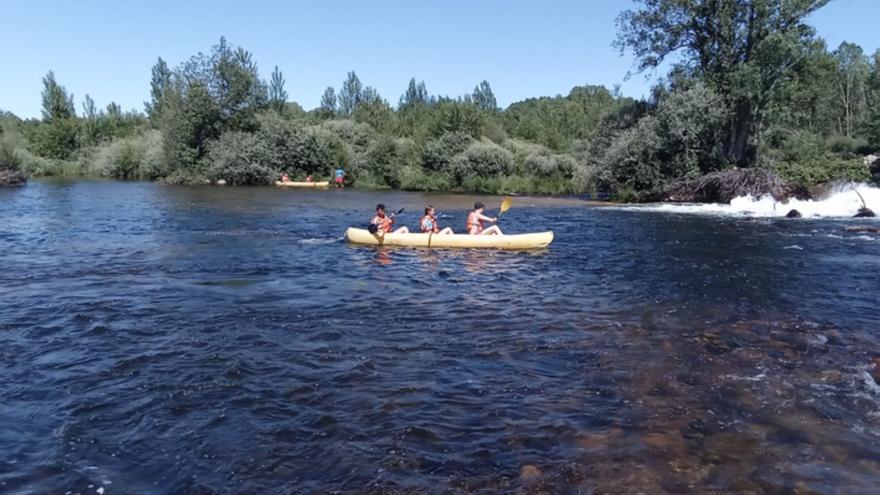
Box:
[571,163,598,193]
[825,134,871,155]
[89,130,164,179]
[446,140,514,184]
[423,132,473,173]
[206,131,274,185]
[27,119,80,160]
[0,141,21,171]
[595,117,664,192]
[398,165,451,191]
[773,153,870,187]
[524,152,578,178]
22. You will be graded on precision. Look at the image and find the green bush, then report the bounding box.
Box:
[397,165,451,191]
[825,135,871,156]
[761,128,824,163]
[256,112,335,178]
[27,119,80,160]
[773,153,870,187]
[88,130,164,179]
[614,186,640,203]
[571,163,598,193]
[446,139,514,184]
[206,131,274,185]
[423,131,473,173]
[365,136,401,188]
[524,151,578,178]
[0,141,21,171]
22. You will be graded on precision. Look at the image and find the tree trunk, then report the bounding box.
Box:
[726,101,753,165]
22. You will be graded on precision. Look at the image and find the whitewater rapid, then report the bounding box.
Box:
[629,183,880,219]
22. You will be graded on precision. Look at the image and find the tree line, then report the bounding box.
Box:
[2,0,880,197]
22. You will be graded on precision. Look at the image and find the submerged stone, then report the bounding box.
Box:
[785,209,802,218]
[844,226,880,234]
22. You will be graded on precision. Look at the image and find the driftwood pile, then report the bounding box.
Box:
[662,169,807,203]
[0,169,27,187]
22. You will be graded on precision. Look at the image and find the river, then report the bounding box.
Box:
[1,180,879,493]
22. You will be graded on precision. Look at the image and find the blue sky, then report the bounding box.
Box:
[2,0,879,119]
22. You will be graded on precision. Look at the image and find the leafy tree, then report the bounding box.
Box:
[41,71,75,121]
[353,91,396,135]
[431,100,484,137]
[339,71,363,117]
[616,0,830,164]
[865,49,880,146]
[207,131,274,185]
[833,42,869,137]
[504,85,617,150]
[319,86,337,117]
[399,78,429,109]
[146,57,172,120]
[269,65,288,113]
[81,94,99,145]
[472,80,497,112]
[423,131,474,172]
[210,38,268,132]
[447,140,514,184]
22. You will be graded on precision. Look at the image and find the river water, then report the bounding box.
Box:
[1,180,879,494]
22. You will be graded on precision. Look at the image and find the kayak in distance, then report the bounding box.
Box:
[345,227,553,249]
[275,181,330,188]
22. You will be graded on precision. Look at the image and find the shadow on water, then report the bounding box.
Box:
[1,181,879,493]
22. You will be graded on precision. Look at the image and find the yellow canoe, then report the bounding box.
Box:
[275,181,330,188]
[345,227,553,249]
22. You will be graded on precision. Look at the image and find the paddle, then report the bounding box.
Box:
[497,197,512,219]
[367,207,406,234]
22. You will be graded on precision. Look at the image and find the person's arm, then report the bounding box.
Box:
[477,212,497,223]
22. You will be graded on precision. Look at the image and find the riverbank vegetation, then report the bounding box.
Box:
[2,0,880,198]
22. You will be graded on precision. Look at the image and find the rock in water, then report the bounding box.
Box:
[785,209,802,218]
[844,226,880,234]
[854,207,876,218]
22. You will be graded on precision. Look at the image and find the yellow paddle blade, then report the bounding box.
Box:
[499,196,513,214]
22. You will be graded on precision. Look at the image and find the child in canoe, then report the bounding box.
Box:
[420,206,453,235]
[371,203,409,234]
[467,202,503,235]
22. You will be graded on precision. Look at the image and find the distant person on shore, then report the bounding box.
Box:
[467,202,503,235]
[420,206,453,235]
[371,204,409,234]
[334,168,345,188]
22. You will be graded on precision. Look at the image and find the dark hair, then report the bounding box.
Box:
[474,202,485,210]
[376,203,385,211]
[424,205,433,215]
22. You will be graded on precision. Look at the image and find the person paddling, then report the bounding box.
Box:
[420,206,453,235]
[467,202,503,235]
[371,203,409,234]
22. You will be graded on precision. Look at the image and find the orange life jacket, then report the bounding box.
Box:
[466,211,483,234]
[372,214,393,233]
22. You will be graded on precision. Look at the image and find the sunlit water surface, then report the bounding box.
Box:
[1,181,880,493]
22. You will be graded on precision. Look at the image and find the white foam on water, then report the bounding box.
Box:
[627,183,880,219]
[298,237,341,245]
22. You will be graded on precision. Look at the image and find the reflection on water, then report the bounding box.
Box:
[1,181,879,493]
